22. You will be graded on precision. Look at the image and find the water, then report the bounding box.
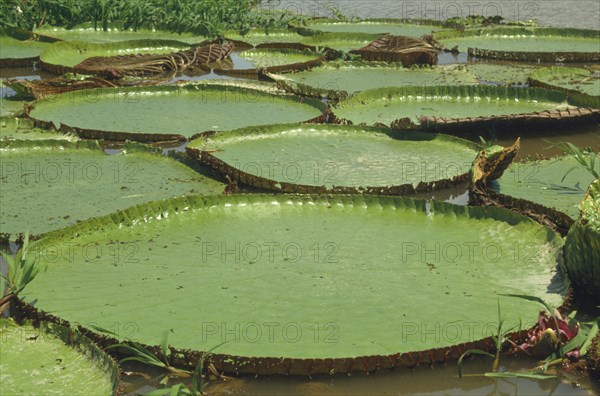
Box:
[267,0,600,30]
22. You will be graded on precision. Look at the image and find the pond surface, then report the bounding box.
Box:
[269,0,600,30]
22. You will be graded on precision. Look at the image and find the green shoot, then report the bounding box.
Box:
[457,349,494,378]
[483,371,557,379]
[109,331,191,380]
[500,294,564,357]
[580,319,599,356]
[0,233,46,311]
[457,297,559,381]
[544,141,598,182]
[108,330,227,395]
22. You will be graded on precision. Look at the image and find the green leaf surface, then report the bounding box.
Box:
[35,23,207,44]
[493,155,598,219]
[224,29,304,46]
[300,32,383,52]
[0,140,225,240]
[272,63,478,97]
[0,117,78,141]
[28,83,326,138]
[0,318,116,396]
[0,98,27,118]
[436,27,600,53]
[302,18,445,37]
[334,85,573,126]
[466,63,538,85]
[190,123,478,188]
[40,39,192,68]
[238,48,322,68]
[0,28,50,60]
[564,179,600,304]
[24,195,566,359]
[529,67,600,107]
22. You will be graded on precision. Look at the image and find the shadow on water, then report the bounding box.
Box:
[118,355,599,395]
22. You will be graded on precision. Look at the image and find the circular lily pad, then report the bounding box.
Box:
[35,22,207,44]
[23,194,566,374]
[237,48,323,68]
[188,123,479,194]
[0,27,53,68]
[0,117,78,141]
[223,29,305,47]
[493,155,599,220]
[214,48,324,77]
[465,63,538,85]
[435,27,600,62]
[334,85,592,132]
[269,62,477,99]
[0,318,119,395]
[28,83,326,142]
[0,97,27,118]
[0,140,225,241]
[528,67,600,108]
[300,32,383,52]
[299,18,444,37]
[39,39,191,74]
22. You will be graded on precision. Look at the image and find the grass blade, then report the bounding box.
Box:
[160,329,171,365]
[560,166,578,183]
[458,349,494,378]
[483,371,557,379]
[580,319,600,356]
[500,294,564,356]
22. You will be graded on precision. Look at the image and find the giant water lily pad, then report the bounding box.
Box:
[349,34,438,65]
[0,318,119,395]
[215,48,324,77]
[28,83,326,142]
[299,18,444,37]
[435,27,600,62]
[269,62,477,99]
[465,63,538,85]
[0,97,27,117]
[224,29,305,46]
[0,27,53,67]
[470,140,598,234]
[334,85,598,134]
[35,22,206,44]
[0,140,225,241]
[39,39,191,74]
[528,67,600,108]
[0,117,77,141]
[237,48,323,68]
[300,32,383,52]
[493,155,599,220]
[188,124,479,194]
[22,194,566,374]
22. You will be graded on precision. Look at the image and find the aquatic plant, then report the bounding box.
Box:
[564,179,600,306]
[110,330,193,380]
[0,0,292,37]
[457,295,599,379]
[552,141,598,182]
[108,330,226,395]
[0,232,45,313]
